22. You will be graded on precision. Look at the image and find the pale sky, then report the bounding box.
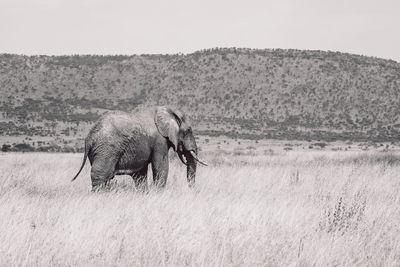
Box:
[1,0,399,61]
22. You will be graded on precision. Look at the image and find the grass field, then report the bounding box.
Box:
[1,150,400,266]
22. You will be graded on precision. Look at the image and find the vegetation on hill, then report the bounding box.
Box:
[1,48,400,150]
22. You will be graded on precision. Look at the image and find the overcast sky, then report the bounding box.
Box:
[1,0,399,61]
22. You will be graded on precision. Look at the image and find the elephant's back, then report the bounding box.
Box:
[87,108,160,149]
[97,109,156,135]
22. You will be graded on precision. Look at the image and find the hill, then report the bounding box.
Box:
[1,48,400,151]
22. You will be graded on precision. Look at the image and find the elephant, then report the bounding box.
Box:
[71,106,207,191]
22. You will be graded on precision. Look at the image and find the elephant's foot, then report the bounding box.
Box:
[133,176,148,193]
[91,183,108,192]
[134,182,148,193]
[91,178,114,192]
[152,178,167,189]
[131,167,148,193]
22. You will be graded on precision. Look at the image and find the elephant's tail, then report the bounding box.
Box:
[71,141,89,182]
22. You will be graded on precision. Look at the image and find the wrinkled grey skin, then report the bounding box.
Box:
[72,106,206,191]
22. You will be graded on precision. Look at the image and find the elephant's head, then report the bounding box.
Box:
[155,106,207,186]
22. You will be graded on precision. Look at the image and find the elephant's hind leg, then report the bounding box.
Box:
[91,157,119,191]
[132,166,148,192]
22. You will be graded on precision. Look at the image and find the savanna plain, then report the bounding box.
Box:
[1,147,400,266]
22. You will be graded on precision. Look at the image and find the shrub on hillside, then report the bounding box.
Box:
[12,143,35,152]
[1,144,11,152]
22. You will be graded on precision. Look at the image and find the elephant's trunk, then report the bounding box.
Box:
[184,150,196,187]
[179,133,207,187]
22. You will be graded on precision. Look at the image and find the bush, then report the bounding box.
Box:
[12,143,35,152]
[1,144,11,152]
[313,142,327,149]
[343,153,400,166]
[320,195,366,234]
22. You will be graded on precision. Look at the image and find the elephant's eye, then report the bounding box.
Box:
[186,128,192,135]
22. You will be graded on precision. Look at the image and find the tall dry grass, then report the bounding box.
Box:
[0,151,400,266]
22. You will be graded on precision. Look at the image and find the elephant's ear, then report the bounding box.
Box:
[154,106,182,151]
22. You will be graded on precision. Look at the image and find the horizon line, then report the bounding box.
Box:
[0,47,399,63]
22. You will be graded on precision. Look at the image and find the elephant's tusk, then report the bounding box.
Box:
[189,151,208,166]
[178,152,188,165]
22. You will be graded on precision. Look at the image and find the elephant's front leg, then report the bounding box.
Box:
[132,166,148,192]
[151,152,169,188]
